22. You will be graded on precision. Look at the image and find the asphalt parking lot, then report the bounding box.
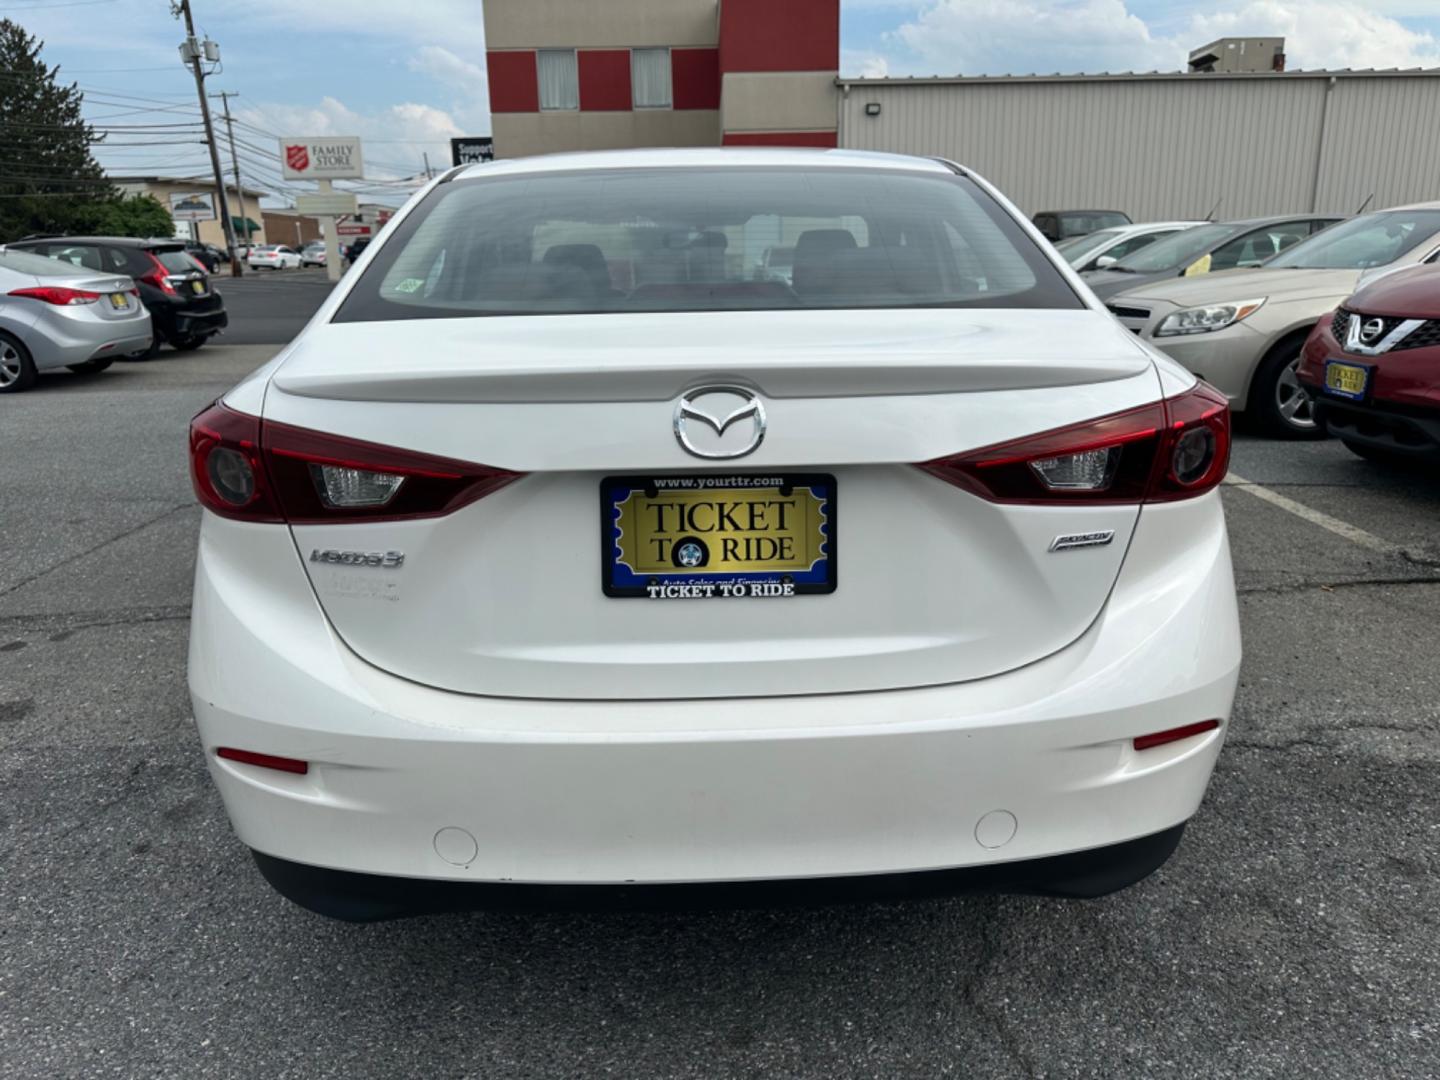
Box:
[3,332,1439,1077]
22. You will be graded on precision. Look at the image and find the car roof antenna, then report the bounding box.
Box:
[1353,192,1374,215]
[1202,198,1222,222]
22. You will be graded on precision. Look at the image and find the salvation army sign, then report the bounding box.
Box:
[279,136,364,180]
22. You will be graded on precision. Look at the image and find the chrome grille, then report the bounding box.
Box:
[1393,319,1440,352]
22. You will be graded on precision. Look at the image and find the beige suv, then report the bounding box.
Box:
[1105,203,1440,437]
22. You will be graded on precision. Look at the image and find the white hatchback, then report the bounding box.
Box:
[187,149,1240,920]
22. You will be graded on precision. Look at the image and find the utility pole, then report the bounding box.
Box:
[422,151,434,180]
[174,0,241,276]
[211,90,245,276]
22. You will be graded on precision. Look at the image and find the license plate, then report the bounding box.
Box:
[601,474,835,599]
[1324,359,1370,401]
[191,280,205,295]
[107,293,129,310]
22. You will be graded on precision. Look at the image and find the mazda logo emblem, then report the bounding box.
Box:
[673,385,766,460]
[1360,317,1386,344]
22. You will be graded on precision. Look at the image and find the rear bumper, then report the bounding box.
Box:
[1310,394,1440,461]
[172,308,228,338]
[252,825,1188,920]
[188,493,1240,892]
[24,310,153,371]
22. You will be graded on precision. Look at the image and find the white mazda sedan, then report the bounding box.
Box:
[187,149,1240,920]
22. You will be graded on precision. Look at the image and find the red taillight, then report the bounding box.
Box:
[918,382,1230,504]
[217,747,309,774]
[139,253,179,295]
[1133,719,1221,752]
[8,286,100,306]
[188,401,521,523]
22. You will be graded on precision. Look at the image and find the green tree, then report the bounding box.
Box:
[0,18,113,240]
[77,193,176,238]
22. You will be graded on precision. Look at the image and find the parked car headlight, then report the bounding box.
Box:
[1155,298,1266,337]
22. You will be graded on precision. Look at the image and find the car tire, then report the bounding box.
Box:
[1249,334,1325,440]
[0,332,37,393]
[66,358,113,375]
[1342,440,1417,469]
[168,334,208,352]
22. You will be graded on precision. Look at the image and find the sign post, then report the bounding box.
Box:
[281,136,364,282]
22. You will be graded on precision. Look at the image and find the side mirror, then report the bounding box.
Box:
[1095,254,1118,269]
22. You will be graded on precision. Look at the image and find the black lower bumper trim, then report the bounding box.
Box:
[251,823,1187,922]
[1312,396,1440,461]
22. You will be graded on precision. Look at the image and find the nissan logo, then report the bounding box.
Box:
[1359,317,1386,344]
[673,385,766,460]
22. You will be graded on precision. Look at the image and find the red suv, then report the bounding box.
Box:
[1298,264,1440,464]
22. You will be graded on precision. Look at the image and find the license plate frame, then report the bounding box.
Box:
[600,473,836,599]
[1323,359,1371,401]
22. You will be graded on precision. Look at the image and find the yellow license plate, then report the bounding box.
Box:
[191,280,205,295]
[1324,360,1369,401]
[602,474,835,599]
[108,293,129,310]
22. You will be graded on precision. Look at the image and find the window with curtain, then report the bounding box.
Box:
[631,48,672,109]
[537,49,578,110]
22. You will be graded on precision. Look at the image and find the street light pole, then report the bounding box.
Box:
[175,0,242,276]
[211,90,246,276]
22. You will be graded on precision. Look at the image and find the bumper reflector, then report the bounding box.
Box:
[1133,719,1221,752]
[217,747,309,775]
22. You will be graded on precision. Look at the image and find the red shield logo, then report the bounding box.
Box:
[284,144,309,172]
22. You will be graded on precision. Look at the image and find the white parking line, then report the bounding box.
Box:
[1223,472,1401,556]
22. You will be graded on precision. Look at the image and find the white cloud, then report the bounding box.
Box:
[409,45,487,91]
[842,48,892,78]
[407,45,492,134]
[890,0,1176,76]
[1184,2,1440,69]
[875,0,1440,77]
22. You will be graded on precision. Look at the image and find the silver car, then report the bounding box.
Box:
[0,248,153,393]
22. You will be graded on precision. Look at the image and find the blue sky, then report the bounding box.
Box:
[8,0,1440,204]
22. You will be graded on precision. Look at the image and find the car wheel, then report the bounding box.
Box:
[0,332,37,393]
[1250,336,1325,440]
[168,334,208,352]
[1342,440,1417,469]
[66,358,113,375]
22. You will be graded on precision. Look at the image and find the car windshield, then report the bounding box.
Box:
[336,166,1080,320]
[1110,223,1234,273]
[1267,209,1440,269]
[1056,228,1124,264]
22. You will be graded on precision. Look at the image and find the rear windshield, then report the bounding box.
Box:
[154,250,201,274]
[1057,212,1128,237]
[1056,228,1124,263]
[334,166,1081,321]
[1267,210,1440,270]
[1111,223,1234,273]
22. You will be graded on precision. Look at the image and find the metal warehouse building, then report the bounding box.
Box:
[837,69,1440,220]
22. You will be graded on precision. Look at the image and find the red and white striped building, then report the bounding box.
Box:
[483,0,839,159]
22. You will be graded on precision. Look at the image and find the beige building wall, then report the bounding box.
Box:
[115,178,267,247]
[721,71,837,134]
[492,110,720,158]
[485,0,717,49]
